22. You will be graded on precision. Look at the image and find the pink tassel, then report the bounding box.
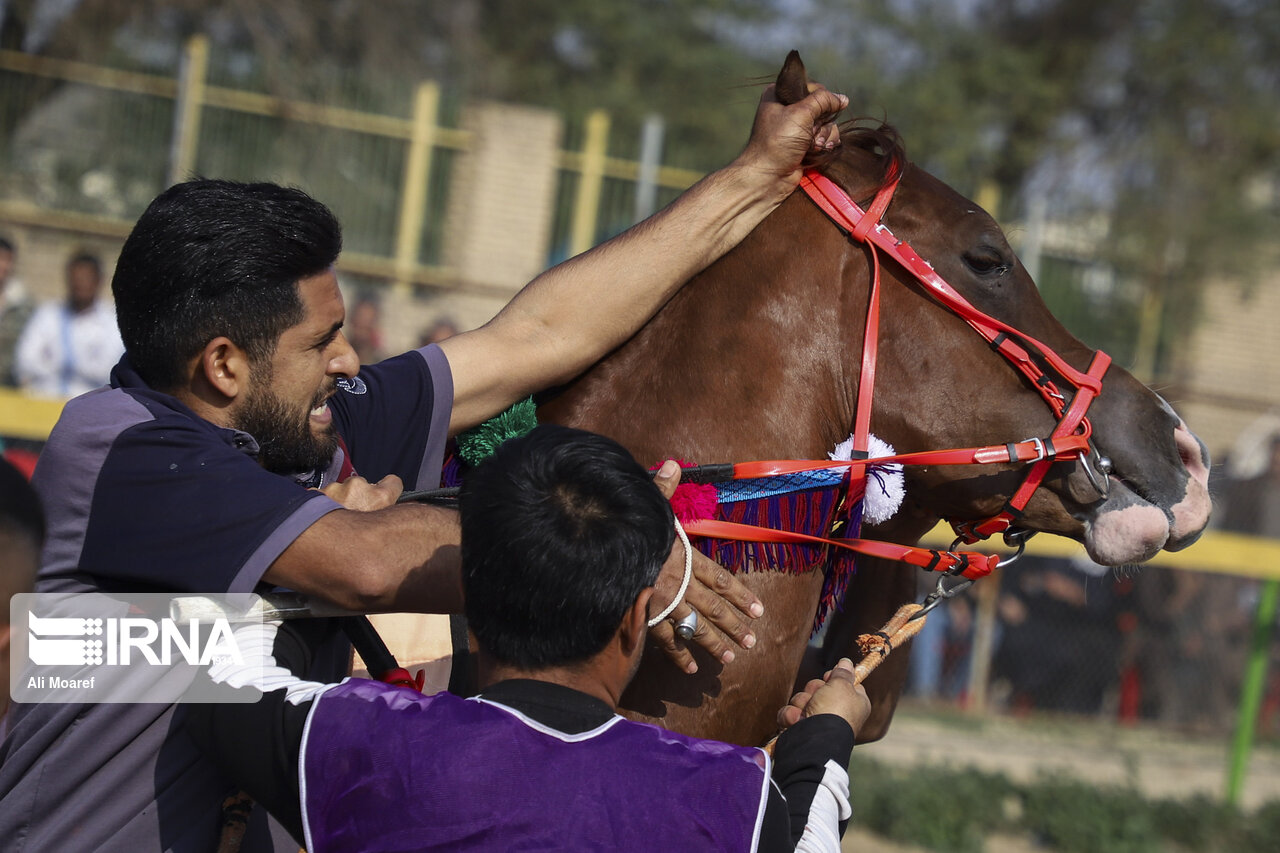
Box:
[670,482,719,524]
[653,458,719,524]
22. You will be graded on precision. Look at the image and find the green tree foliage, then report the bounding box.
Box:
[439,0,780,166]
[850,754,1280,853]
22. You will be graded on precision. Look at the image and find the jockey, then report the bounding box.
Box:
[190,425,868,852]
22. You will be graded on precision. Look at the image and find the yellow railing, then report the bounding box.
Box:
[0,388,64,441]
[0,37,708,292]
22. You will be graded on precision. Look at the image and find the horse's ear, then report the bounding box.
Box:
[775,50,810,106]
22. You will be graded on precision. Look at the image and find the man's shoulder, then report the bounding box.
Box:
[54,384,197,440]
[42,386,236,481]
[87,298,118,324]
[614,716,767,760]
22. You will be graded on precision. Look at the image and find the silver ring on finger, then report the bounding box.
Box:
[674,610,698,641]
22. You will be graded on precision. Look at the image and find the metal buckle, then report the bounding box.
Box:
[910,574,975,620]
[1017,436,1062,463]
[997,528,1035,567]
[1078,442,1113,499]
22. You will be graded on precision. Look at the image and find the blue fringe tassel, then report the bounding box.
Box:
[444,444,866,636]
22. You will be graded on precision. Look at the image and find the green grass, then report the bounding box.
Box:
[847,755,1280,853]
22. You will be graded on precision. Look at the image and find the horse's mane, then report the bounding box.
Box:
[807,117,906,194]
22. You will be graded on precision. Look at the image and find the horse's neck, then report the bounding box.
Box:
[542,200,868,466]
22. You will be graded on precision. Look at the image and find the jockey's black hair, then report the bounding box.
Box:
[460,425,675,670]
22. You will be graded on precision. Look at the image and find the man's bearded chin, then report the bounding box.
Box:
[237,385,338,475]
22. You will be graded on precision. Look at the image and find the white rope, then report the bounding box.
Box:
[647,516,694,628]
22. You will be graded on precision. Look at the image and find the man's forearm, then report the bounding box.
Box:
[265,503,465,615]
[511,162,785,360]
[441,162,789,432]
[772,715,856,848]
[440,83,847,432]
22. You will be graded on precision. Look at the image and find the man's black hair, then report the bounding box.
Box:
[112,179,342,391]
[0,237,14,254]
[460,424,675,670]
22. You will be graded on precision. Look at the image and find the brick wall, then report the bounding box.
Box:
[1177,273,1280,466]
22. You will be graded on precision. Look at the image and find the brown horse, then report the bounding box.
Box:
[538,53,1212,747]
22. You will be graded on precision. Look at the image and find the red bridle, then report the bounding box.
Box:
[797,167,1112,544]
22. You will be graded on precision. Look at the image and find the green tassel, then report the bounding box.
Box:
[456,396,539,466]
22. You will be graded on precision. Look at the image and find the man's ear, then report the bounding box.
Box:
[198,336,252,402]
[620,588,657,658]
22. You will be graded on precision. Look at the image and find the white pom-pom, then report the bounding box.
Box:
[829,433,904,525]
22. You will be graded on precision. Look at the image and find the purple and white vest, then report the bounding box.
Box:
[301,680,771,852]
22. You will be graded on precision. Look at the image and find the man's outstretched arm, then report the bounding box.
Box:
[440,81,848,433]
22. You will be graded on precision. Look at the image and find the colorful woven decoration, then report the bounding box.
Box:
[669,435,907,635]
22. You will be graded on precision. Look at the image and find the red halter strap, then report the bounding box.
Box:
[682,518,999,581]
[798,169,1112,543]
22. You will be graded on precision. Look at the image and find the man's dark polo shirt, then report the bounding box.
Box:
[0,345,453,852]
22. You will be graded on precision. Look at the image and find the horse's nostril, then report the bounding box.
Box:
[1172,425,1211,488]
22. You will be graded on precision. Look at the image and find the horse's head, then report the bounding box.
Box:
[777,53,1212,566]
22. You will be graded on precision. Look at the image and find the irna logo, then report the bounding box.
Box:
[11,592,264,705]
[27,612,243,667]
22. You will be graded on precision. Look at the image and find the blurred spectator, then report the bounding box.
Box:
[14,251,123,398]
[0,456,43,726]
[1125,567,1250,730]
[992,554,1125,714]
[0,237,33,388]
[347,294,385,365]
[418,315,459,347]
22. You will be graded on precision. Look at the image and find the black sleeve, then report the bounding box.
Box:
[757,783,797,851]
[756,714,856,851]
[185,619,339,845]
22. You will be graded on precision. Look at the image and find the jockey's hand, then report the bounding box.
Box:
[648,460,763,674]
[318,474,403,512]
[776,658,871,736]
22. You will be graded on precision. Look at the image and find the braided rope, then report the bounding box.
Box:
[762,603,926,755]
[647,517,694,628]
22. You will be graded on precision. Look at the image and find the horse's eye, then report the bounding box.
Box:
[964,250,1010,277]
